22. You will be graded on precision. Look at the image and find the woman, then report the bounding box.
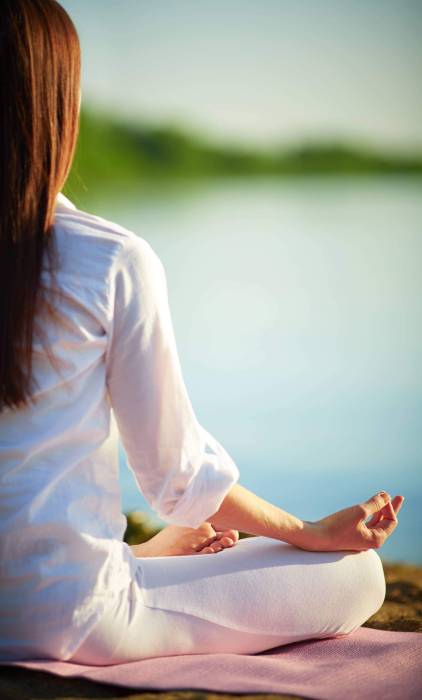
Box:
[0,0,404,665]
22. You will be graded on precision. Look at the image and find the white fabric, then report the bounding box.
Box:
[69,537,386,664]
[0,193,240,661]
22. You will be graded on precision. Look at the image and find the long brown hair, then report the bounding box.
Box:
[0,0,81,411]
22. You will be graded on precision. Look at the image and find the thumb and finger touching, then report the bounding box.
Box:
[365,500,397,528]
[359,492,405,545]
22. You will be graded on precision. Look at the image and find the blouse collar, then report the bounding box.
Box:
[55,192,77,213]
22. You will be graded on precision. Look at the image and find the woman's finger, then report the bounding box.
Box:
[383,500,397,522]
[391,495,405,516]
[365,509,383,528]
[369,515,398,539]
[360,491,391,518]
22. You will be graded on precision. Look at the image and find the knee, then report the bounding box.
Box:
[356,548,386,615]
[337,548,386,636]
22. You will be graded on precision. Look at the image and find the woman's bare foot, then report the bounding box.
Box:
[130,522,239,558]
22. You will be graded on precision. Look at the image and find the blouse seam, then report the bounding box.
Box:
[104,240,128,381]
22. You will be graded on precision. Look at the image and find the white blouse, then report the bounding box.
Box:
[0,193,240,661]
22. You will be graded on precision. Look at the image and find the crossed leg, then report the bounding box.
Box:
[71,536,386,664]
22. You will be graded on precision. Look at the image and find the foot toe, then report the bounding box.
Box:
[215,529,239,543]
[210,542,223,552]
[199,545,218,555]
[225,529,239,542]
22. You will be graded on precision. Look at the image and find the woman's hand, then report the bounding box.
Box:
[301,492,405,553]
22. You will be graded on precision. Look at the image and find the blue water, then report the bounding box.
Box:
[91,177,422,564]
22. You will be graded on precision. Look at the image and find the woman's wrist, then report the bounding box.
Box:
[272,516,324,550]
[289,520,325,551]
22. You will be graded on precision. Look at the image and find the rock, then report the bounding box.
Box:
[364,561,422,632]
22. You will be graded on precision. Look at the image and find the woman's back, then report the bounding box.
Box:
[0,194,144,660]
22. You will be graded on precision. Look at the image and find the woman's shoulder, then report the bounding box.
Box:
[53,193,160,277]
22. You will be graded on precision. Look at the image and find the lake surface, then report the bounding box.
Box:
[90,177,422,564]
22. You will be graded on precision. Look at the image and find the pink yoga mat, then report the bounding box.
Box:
[3,627,422,700]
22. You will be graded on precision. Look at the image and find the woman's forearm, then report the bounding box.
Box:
[206,483,310,548]
[207,483,404,554]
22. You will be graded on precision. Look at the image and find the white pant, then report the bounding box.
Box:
[70,536,386,665]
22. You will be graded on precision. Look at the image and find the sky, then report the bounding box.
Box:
[60,0,422,152]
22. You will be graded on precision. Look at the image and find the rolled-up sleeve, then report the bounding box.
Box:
[105,234,240,528]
